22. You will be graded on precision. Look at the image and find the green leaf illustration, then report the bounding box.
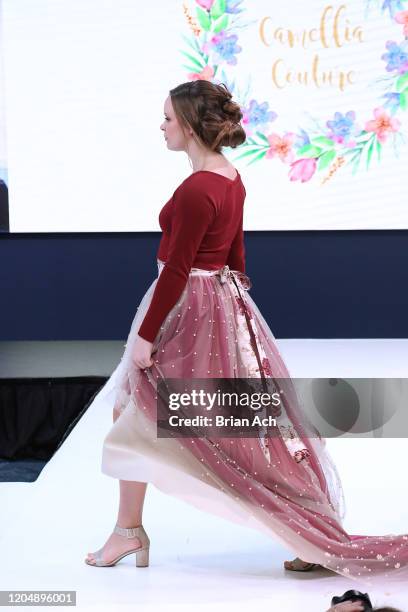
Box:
[254,131,270,144]
[297,144,322,157]
[366,140,374,170]
[376,139,382,161]
[212,13,228,33]
[210,0,226,20]
[233,147,267,162]
[311,136,335,149]
[317,149,336,171]
[246,149,268,165]
[196,6,211,31]
[182,64,202,73]
[180,33,202,55]
[351,151,361,175]
[355,132,372,143]
[180,50,205,70]
[342,146,362,157]
[396,71,408,93]
[400,90,408,111]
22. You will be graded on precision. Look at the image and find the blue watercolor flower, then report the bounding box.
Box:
[381,0,404,18]
[242,99,277,136]
[326,111,359,146]
[381,40,408,74]
[203,30,242,65]
[225,0,244,14]
[294,129,311,149]
[382,92,401,114]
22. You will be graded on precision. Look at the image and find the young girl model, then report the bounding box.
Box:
[85,80,408,583]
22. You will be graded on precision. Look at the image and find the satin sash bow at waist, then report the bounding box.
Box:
[157,260,252,292]
[216,264,252,291]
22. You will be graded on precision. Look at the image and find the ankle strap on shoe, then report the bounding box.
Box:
[114,524,142,539]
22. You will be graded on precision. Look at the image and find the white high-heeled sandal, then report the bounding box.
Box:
[85,524,150,568]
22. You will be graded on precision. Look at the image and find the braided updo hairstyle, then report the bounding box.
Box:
[169,80,246,153]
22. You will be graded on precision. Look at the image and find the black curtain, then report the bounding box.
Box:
[0,377,107,459]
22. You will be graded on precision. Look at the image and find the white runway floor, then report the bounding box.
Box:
[1,339,408,612]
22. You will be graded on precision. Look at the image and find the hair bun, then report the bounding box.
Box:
[169,80,246,153]
[222,98,243,125]
[222,99,233,113]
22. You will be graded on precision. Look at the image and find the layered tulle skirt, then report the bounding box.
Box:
[100,259,408,584]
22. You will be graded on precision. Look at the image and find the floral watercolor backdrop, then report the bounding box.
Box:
[2,0,407,230]
[180,0,408,185]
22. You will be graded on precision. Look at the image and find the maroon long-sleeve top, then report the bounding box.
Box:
[137,169,246,343]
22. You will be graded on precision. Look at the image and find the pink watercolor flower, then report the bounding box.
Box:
[195,0,214,9]
[395,10,408,36]
[265,132,296,163]
[288,158,317,183]
[365,107,401,143]
[188,65,214,81]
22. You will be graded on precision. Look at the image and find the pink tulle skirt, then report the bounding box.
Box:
[101,259,408,585]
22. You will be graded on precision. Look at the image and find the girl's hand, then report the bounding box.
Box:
[133,334,154,369]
